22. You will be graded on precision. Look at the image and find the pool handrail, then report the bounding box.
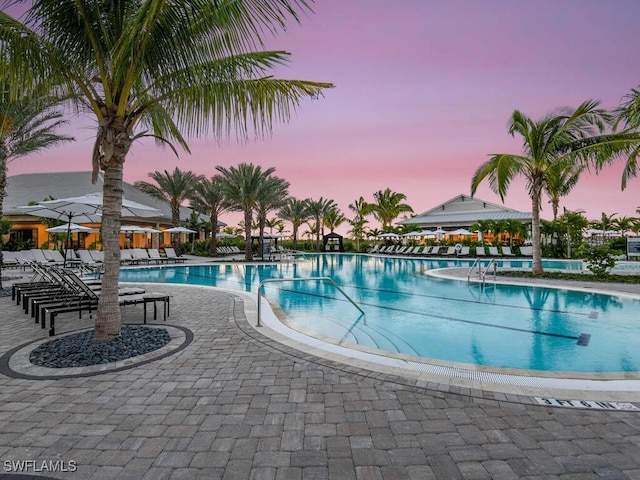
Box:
[256,276,366,327]
[467,258,497,286]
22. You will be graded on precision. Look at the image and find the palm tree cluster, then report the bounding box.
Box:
[0,1,332,340]
[471,98,640,275]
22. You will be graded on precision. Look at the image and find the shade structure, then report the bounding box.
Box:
[163,226,197,234]
[19,192,161,266]
[377,232,400,238]
[120,225,147,233]
[216,232,236,238]
[46,223,98,233]
[450,228,473,236]
[432,228,447,234]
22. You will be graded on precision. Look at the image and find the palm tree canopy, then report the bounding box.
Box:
[134,167,204,224]
[370,188,413,228]
[0,1,333,176]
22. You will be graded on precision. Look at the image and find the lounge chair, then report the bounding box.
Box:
[30,249,54,264]
[475,246,486,256]
[488,246,502,256]
[429,246,441,256]
[43,269,164,336]
[77,249,99,265]
[457,246,470,256]
[120,249,137,265]
[368,244,380,254]
[89,250,104,263]
[132,248,151,264]
[2,251,20,269]
[164,247,186,263]
[502,246,516,256]
[443,246,457,256]
[519,246,533,256]
[147,248,169,264]
[44,250,66,264]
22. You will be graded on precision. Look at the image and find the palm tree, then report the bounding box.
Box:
[265,217,285,234]
[0,81,72,289]
[370,188,414,230]
[0,2,331,340]
[348,217,368,251]
[613,216,636,237]
[278,197,311,248]
[323,207,346,233]
[545,163,585,220]
[612,86,640,188]
[135,168,204,252]
[254,175,289,259]
[469,220,495,246]
[471,100,638,275]
[217,163,275,261]
[306,197,337,251]
[190,175,229,257]
[504,219,529,247]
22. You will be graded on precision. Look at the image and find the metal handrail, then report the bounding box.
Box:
[256,276,366,327]
[467,258,480,281]
[481,258,497,286]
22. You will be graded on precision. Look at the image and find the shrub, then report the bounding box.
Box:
[580,244,617,278]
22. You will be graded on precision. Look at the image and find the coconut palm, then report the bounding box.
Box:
[469,220,495,246]
[190,175,229,257]
[0,80,72,289]
[135,168,204,251]
[471,100,639,275]
[265,217,285,234]
[323,207,346,233]
[545,162,585,220]
[254,175,289,259]
[369,188,414,230]
[0,2,331,340]
[306,197,337,251]
[612,86,640,188]
[278,197,311,248]
[216,163,275,261]
[348,217,368,251]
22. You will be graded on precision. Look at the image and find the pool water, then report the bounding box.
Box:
[120,254,640,373]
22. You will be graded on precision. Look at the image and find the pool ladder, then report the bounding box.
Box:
[256,276,366,327]
[467,258,497,287]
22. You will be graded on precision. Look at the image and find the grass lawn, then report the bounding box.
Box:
[498,271,640,285]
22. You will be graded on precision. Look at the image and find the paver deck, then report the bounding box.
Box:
[1,268,640,479]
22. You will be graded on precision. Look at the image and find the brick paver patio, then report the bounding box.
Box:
[1,272,640,479]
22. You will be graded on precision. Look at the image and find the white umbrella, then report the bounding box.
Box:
[216,232,237,238]
[378,232,400,238]
[46,223,98,233]
[120,225,147,232]
[433,228,447,234]
[450,228,473,235]
[20,192,161,266]
[163,226,197,234]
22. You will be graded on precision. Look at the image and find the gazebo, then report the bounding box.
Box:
[323,232,344,252]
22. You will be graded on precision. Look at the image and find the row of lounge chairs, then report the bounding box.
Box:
[2,247,186,269]
[369,244,533,257]
[11,261,170,336]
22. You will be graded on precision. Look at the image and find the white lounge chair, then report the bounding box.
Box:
[443,246,456,256]
[502,246,516,256]
[457,246,470,256]
[475,246,486,256]
[519,246,533,256]
[164,247,186,263]
[488,246,502,256]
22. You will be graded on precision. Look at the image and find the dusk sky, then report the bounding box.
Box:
[5,0,640,232]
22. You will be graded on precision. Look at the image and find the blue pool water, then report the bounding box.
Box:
[120,254,640,373]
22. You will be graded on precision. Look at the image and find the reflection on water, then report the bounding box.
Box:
[120,254,640,373]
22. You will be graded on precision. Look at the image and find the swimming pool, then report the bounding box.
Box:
[120,254,640,374]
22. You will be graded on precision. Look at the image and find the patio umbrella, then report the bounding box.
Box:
[46,223,98,233]
[163,226,197,233]
[377,232,399,238]
[19,192,161,266]
[450,228,473,235]
[216,232,237,238]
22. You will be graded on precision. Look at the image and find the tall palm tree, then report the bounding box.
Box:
[278,197,311,248]
[469,220,495,246]
[545,162,585,220]
[190,175,229,257]
[135,168,204,251]
[217,163,275,261]
[0,2,331,340]
[323,207,346,233]
[306,197,337,251]
[370,188,414,230]
[0,81,72,289]
[254,175,289,259]
[348,217,368,251]
[265,217,285,234]
[471,100,638,275]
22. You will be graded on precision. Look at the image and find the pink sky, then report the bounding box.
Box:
[6,0,640,233]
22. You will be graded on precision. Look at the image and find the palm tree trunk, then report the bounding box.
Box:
[0,152,7,290]
[171,206,181,254]
[94,163,124,341]
[244,209,253,261]
[531,190,544,275]
[209,212,218,256]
